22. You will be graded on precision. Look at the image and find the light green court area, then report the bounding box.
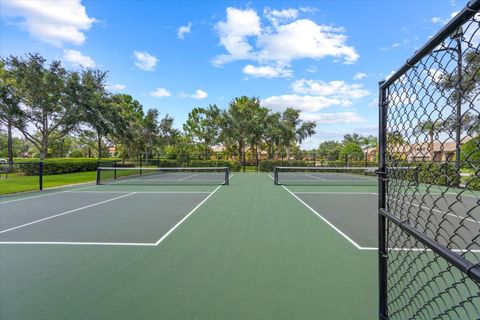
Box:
[0,173,377,320]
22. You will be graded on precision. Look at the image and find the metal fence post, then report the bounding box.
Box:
[39,161,43,191]
[378,80,388,320]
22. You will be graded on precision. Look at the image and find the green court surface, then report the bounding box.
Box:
[0,173,379,319]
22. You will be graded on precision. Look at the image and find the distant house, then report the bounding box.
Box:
[365,137,472,162]
[105,146,116,157]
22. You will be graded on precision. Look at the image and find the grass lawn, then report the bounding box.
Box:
[0,171,96,195]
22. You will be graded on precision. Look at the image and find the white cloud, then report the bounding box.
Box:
[257,19,358,64]
[301,112,366,124]
[353,72,367,80]
[134,51,158,71]
[177,22,192,39]
[63,49,95,67]
[264,7,298,26]
[243,64,292,78]
[150,88,171,98]
[431,17,445,24]
[213,7,261,65]
[213,7,358,68]
[261,94,346,112]
[1,0,96,47]
[191,89,208,99]
[107,84,126,91]
[291,79,370,99]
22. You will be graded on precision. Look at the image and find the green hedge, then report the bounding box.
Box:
[12,158,241,175]
[258,160,309,172]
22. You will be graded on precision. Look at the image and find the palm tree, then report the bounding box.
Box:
[413,120,443,161]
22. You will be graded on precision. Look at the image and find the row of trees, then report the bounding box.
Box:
[317,133,377,161]
[0,53,317,163]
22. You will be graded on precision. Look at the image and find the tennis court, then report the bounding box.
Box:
[1,170,381,319]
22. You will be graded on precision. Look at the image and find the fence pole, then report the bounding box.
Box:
[313,153,316,167]
[378,80,388,320]
[157,155,160,168]
[39,161,43,191]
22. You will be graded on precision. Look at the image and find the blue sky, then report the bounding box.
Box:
[0,0,466,149]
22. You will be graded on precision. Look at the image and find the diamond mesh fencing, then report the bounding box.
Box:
[378,1,480,319]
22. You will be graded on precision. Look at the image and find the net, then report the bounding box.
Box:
[273,166,378,186]
[97,167,230,186]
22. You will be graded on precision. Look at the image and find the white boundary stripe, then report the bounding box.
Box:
[304,173,327,181]
[358,246,480,253]
[0,241,156,246]
[0,193,136,234]
[389,197,480,224]
[65,190,211,194]
[0,185,96,204]
[178,173,199,181]
[294,192,378,195]
[154,185,222,245]
[281,185,363,249]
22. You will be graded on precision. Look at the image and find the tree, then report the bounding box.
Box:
[264,112,282,159]
[219,96,255,168]
[140,109,160,159]
[387,131,406,145]
[76,69,116,159]
[413,120,443,160]
[339,142,364,162]
[183,105,220,159]
[280,108,316,158]
[109,94,144,160]
[0,60,24,162]
[318,140,343,161]
[343,133,363,145]
[5,54,79,159]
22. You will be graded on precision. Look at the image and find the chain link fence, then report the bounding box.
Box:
[378,1,480,319]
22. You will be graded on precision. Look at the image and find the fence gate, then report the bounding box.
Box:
[378,1,480,319]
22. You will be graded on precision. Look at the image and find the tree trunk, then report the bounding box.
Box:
[40,136,48,160]
[7,121,13,163]
[97,135,102,160]
[429,130,434,161]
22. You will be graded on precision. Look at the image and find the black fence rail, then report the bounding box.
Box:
[378,1,480,319]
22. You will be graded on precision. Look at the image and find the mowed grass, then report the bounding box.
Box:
[0,171,96,195]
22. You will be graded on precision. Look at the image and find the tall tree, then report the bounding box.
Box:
[76,69,115,159]
[183,105,220,159]
[0,60,23,163]
[5,54,79,159]
[318,140,343,161]
[141,109,160,159]
[413,120,443,160]
[280,108,316,158]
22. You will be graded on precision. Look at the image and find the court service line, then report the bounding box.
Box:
[0,241,156,246]
[65,190,212,194]
[154,185,222,246]
[0,185,96,205]
[0,193,137,234]
[281,185,363,250]
[304,173,327,181]
[294,192,378,195]
[389,197,480,224]
[177,174,199,181]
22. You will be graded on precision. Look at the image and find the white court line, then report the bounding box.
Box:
[304,173,327,181]
[389,197,480,224]
[0,193,136,234]
[66,190,211,194]
[358,246,480,253]
[154,184,222,245]
[281,185,363,250]
[177,174,199,181]
[0,185,95,205]
[0,241,156,246]
[294,192,378,195]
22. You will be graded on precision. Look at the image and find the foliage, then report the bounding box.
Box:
[317,140,343,161]
[339,142,364,161]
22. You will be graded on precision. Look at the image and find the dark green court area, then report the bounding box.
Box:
[0,173,382,319]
